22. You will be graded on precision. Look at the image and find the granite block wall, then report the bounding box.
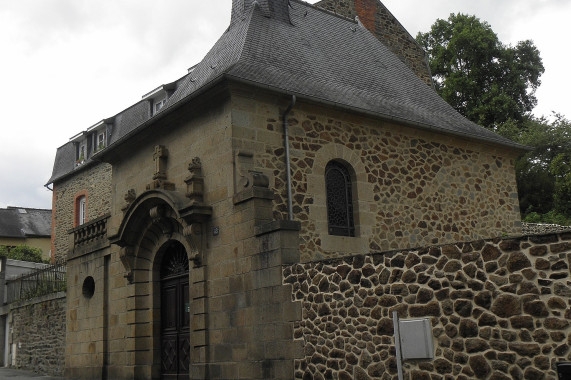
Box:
[284,231,571,380]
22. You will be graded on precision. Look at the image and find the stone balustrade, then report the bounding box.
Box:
[71,214,109,247]
[68,214,110,259]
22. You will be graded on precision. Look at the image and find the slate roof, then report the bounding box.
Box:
[0,207,52,239]
[48,0,524,184]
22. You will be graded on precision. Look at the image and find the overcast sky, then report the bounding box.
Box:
[1,0,569,210]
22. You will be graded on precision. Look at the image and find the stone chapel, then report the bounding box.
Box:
[46,0,533,379]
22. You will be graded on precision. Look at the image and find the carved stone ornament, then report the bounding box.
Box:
[234,150,269,192]
[121,189,136,212]
[184,157,205,204]
[234,150,254,190]
[149,205,166,220]
[153,145,168,180]
[120,246,135,283]
[147,145,175,190]
[149,206,173,236]
[249,171,270,188]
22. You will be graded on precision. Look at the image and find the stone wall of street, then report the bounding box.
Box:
[9,292,66,376]
[285,230,571,380]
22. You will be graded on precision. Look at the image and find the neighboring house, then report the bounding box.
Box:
[0,207,52,262]
[46,1,530,379]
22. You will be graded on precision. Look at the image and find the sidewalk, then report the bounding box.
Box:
[0,367,65,379]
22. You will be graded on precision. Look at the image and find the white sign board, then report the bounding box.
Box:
[398,318,434,360]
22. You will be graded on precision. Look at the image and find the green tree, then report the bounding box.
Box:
[551,153,571,216]
[497,114,571,223]
[417,13,544,128]
[0,245,45,263]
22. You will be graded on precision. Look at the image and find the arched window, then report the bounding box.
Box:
[325,160,355,236]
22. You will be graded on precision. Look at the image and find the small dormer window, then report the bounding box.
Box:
[77,144,86,166]
[142,83,176,116]
[154,98,167,114]
[96,131,106,151]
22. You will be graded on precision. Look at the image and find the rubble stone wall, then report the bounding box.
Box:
[522,223,570,235]
[239,93,522,262]
[9,292,66,376]
[284,231,571,380]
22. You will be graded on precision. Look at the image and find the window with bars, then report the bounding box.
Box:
[325,160,355,237]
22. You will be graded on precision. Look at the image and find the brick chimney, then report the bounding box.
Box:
[231,0,292,24]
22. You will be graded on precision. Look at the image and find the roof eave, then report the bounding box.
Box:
[224,74,529,152]
[46,159,98,186]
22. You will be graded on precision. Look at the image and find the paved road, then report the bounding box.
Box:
[0,368,65,379]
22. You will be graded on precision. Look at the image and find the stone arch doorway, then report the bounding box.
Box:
[110,189,211,379]
[159,240,190,380]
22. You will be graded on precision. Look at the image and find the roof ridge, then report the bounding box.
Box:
[5,206,51,212]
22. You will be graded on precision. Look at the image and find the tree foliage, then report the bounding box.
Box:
[497,114,571,223]
[0,245,46,263]
[417,13,569,225]
[551,152,571,216]
[417,13,544,128]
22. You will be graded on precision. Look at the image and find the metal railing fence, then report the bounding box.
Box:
[5,261,66,304]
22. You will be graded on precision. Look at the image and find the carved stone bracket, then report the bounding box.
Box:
[120,246,135,283]
[183,223,202,265]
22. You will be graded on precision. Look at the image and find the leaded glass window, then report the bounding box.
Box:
[325,161,355,237]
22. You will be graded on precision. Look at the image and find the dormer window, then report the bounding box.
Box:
[154,98,167,114]
[77,144,86,166]
[142,82,177,116]
[96,131,106,151]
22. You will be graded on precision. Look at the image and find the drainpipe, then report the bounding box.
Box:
[283,95,296,221]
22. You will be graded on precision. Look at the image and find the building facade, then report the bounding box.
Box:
[46,1,546,379]
[0,207,52,262]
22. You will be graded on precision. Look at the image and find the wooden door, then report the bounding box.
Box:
[160,242,190,380]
